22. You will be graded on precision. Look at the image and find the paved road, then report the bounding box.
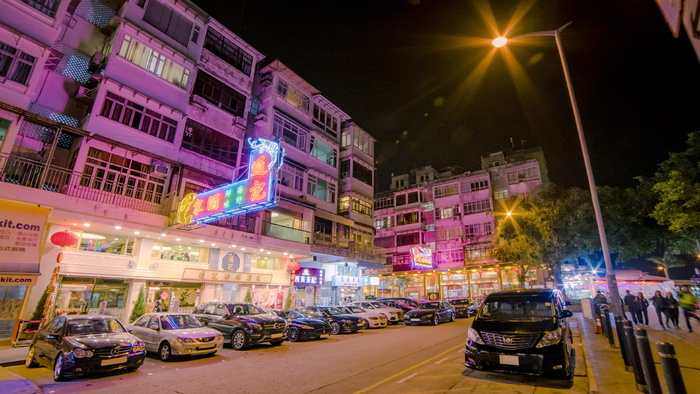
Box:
[7,318,588,393]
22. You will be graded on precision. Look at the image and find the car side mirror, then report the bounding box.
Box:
[47,334,61,340]
[560,310,573,318]
[148,323,160,330]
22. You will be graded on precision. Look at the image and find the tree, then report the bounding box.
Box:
[129,286,146,323]
[30,285,50,321]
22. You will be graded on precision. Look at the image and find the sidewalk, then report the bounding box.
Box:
[578,309,700,394]
[0,345,39,394]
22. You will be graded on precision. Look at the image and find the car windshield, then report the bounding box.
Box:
[369,302,388,308]
[450,299,471,305]
[479,297,553,321]
[419,302,440,309]
[67,318,126,335]
[347,306,365,313]
[322,307,346,316]
[161,314,202,330]
[276,310,305,319]
[231,304,265,315]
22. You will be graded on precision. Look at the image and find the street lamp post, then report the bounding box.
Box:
[492,22,624,316]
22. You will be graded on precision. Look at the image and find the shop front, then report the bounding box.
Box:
[332,275,363,304]
[145,281,201,313]
[53,277,130,322]
[293,267,324,308]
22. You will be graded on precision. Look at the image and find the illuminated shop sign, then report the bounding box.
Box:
[294,268,324,286]
[177,138,284,224]
[410,245,433,269]
[332,275,363,287]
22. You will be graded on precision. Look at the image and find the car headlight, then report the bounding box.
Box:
[132,342,146,352]
[215,334,223,341]
[247,323,262,331]
[73,348,94,358]
[423,313,434,318]
[176,337,197,343]
[338,319,346,324]
[466,328,484,345]
[298,324,314,329]
[536,329,562,348]
[369,316,379,320]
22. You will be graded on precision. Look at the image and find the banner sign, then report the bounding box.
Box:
[332,275,363,287]
[0,201,49,273]
[410,245,434,269]
[182,268,272,284]
[294,268,324,286]
[178,138,284,224]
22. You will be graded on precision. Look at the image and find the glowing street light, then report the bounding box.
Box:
[492,22,623,316]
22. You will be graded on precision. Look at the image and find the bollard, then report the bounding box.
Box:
[622,320,647,392]
[656,342,687,394]
[635,328,661,394]
[616,316,632,371]
[595,315,603,334]
[602,306,615,347]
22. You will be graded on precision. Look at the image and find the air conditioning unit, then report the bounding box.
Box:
[74,86,95,101]
[190,95,208,108]
[88,51,103,73]
[341,171,350,178]
[232,116,246,126]
[259,72,273,86]
[150,160,169,176]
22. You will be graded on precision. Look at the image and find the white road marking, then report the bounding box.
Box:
[396,373,418,384]
[434,357,449,364]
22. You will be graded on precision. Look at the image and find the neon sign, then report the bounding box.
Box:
[177,138,284,224]
[410,245,434,269]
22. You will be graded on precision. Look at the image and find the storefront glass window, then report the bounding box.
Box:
[252,255,281,270]
[54,277,129,319]
[151,242,207,262]
[0,286,27,339]
[69,231,135,255]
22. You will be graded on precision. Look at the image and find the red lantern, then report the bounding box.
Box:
[287,261,301,272]
[50,230,79,247]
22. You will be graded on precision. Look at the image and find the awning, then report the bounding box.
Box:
[314,209,354,226]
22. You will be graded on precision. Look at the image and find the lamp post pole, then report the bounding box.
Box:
[493,22,623,316]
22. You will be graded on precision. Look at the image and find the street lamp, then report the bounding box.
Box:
[492,22,624,316]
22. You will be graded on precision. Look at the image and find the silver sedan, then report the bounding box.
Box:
[128,313,223,361]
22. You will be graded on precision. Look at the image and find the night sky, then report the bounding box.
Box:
[194,0,700,191]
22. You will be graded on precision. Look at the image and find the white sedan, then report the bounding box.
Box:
[350,301,405,324]
[335,305,387,328]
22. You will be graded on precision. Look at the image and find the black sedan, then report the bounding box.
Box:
[445,297,477,318]
[193,302,287,350]
[404,301,457,325]
[296,306,368,334]
[25,315,146,381]
[268,309,331,341]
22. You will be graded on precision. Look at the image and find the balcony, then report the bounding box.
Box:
[0,154,173,216]
[261,221,310,243]
[312,233,386,263]
[208,216,256,234]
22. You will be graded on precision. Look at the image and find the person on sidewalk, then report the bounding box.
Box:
[623,290,639,324]
[666,291,681,329]
[678,285,700,332]
[650,290,668,328]
[634,292,649,325]
[594,290,608,305]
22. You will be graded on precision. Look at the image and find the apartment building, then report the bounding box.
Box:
[0,0,382,343]
[374,148,548,301]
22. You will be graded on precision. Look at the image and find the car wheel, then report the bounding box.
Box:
[25,345,38,368]
[53,352,68,382]
[432,316,439,326]
[330,322,342,335]
[450,313,456,322]
[287,326,301,342]
[231,330,248,350]
[159,342,172,361]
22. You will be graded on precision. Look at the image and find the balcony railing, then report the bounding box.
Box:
[208,216,256,234]
[312,233,386,263]
[0,154,173,216]
[261,221,310,243]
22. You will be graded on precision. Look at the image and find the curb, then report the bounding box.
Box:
[0,366,41,394]
[575,316,600,394]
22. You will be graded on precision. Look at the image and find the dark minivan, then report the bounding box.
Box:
[465,289,573,378]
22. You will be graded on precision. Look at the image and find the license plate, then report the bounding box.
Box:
[499,355,519,366]
[197,345,216,350]
[271,332,284,338]
[101,356,127,366]
[410,318,421,322]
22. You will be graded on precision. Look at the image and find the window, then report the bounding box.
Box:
[277,79,309,112]
[464,222,494,238]
[340,159,350,178]
[463,179,489,192]
[395,194,406,206]
[143,0,194,46]
[18,0,60,17]
[435,205,460,220]
[80,147,165,204]
[353,133,373,156]
[191,26,200,43]
[339,196,350,213]
[0,41,36,85]
[273,113,307,150]
[507,167,540,184]
[374,236,395,248]
[192,71,247,117]
[309,136,337,167]
[312,106,339,138]
[374,216,394,230]
[252,255,281,270]
[434,183,459,198]
[118,35,190,88]
[204,28,253,76]
[101,92,177,142]
[152,241,206,262]
[494,189,509,200]
[463,199,491,215]
[397,211,419,226]
[352,161,373,186]
[182,119,240,165]
[436,226,463,242]
[374,195,394,210]
[307,174,336,203]
[280,160,305,191]
[465,245,495,261]
[352,197,372,217]
[341,130,352,148]
[396,232,421,247]
[437,249,464,264]
[72,231,135,255]
[393,253,412,271]
[407,191,419,204]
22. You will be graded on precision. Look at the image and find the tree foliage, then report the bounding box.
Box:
[129,286,146,323]
[30,285,50,321]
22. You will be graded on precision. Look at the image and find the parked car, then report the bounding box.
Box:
[25,315,146,381]
[127,313,223,361]
[335,305,388,329]
[296,306,368,334]
[193,302,286,350]
[377,297,421,309]
[404,301,456,325]
[350,301,404,324]
[268,309,332,341]
[379,299,415,313]
[445,297,477,318]
[465,288,573,378]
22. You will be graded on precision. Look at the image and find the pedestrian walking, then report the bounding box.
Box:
[623,290,639,324]
[634,292,649,325]
[666,291,680,328]
[594,290,608,305]
[678,285,700,332]
[153,299,163,312]
[650,290,669,328]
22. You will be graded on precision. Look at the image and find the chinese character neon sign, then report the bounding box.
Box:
[177,138,284,224]
[410,245,434,269]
